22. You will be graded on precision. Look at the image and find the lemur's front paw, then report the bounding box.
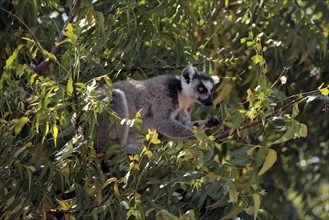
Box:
[206,117,220,128]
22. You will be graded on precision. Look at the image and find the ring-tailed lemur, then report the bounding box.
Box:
[96,65,220,153]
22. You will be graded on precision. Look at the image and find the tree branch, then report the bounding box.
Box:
[214,92,318,141]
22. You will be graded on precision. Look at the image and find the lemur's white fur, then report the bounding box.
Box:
[96,66,220,153]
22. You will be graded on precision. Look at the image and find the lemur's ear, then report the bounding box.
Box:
[181,65,195,84]
[212,76,220,84]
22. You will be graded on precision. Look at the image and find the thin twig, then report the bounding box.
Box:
[271,66,290,88]
[196,0,225,50]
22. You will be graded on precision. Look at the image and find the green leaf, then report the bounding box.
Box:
[224,0,229,7]
[4,45,24,70]
[291,103,299,118]
[52,124,58,145]
[220,200,246,220]
[227,157,251,167]
[298,123,308,137]
[274,120,298,144]
[253,194,261,220]
[103,75,112,99]
[258,149,277,176]
[229,188,239,203]
[247,41,254,47]
[12,117,30,136]
[42,49,57,61]
[251,55,264,65]
[96,11,105,34]
[319,88,329,96]
[156,210,180,220]
[240,38,247,44]
[63,23,75,39]
[67,76,73,96]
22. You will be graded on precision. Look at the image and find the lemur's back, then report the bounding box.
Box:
[112,75,181,118]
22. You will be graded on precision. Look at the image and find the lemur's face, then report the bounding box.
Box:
[181,66,219,106]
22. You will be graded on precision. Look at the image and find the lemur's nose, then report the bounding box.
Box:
[200,96,213,106]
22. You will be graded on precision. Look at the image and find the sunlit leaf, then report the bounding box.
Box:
[67,76,73,96]
[298,123,308,138]
[251,55,264,65]
[12,117,30,136]
[56,199,71,211]
[4,45,24,70]
[103,177,117,189]
[292,103,299,118]
[52,124,58,145]
[320,88,329,96]
[63,23,75,39]
[258,149,277,176]
[253,194,261,220]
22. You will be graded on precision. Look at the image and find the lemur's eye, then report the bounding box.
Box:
[198,85,206,93]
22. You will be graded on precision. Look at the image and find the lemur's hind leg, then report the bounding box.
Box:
[96,89,129,148]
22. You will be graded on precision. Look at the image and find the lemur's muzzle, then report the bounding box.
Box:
[199,95,213,106]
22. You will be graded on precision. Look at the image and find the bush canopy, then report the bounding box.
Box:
[0,0,328,219]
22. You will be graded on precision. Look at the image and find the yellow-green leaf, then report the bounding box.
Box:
[251,55,264,65]
[253,194,261,220]
[63,23,75,39]
[67,76,73,96]
[320,88,329,96]
[22,37,35,43]
[299,123,308,137]
[103,177,117,189]
[258,149,277,176]
[156,210,180,220]
[225,0,229,7]
[5,45,24,70]
[292,103,299,118]
[42,49,57,61]
[56,199,71,211]
[52,124,58,145]
[13,117,30,136]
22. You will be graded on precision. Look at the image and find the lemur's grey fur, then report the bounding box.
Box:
[96,66,220,153]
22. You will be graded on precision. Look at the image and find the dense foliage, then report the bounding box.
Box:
[1,0,328,219]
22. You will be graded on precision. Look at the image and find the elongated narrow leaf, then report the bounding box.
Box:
[253,194,261,220]
[258,149,277,176]
[52,124,58,145]
[291,103,299,118]
[56,199,71,211]
[67,76,73,96]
